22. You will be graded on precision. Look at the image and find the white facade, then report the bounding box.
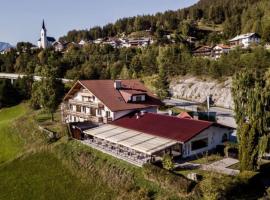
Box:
[213,45,231,59]
[182,126,231,158]
[229,33,260,48]
[37,20,55,49]
[63,88,158,124]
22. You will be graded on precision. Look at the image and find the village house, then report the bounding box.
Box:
[192,44,231,59]
[212,44,231,59]
[83,112,232,166]
[61,79,162,125]
[192,46,213,58]
[229,33,260,48]
[127,37,153,48]
[52,41,65,52]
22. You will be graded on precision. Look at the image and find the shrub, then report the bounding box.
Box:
[200,171,263,200]
[162,154,174,170]
[143,163,194,195]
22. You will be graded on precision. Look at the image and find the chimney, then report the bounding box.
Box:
[114,80,122,90]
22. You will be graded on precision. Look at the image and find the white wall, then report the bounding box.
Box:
[182,126,231,158]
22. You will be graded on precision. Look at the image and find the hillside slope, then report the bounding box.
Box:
[60,0,270,43]
[0,105,197,200]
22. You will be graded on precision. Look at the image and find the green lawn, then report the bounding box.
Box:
[0,104,27,163]
[0,152,114,200]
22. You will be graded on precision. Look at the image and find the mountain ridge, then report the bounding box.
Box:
[0,42,13,52]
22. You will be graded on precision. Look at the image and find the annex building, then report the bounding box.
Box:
[83,112,232,166]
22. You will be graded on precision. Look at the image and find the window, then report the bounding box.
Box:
[106,111,111,118]
[76,105,81,112]
[222,134,228,142]
[135,96,142,102]
[82,106,86,113]
[82,96,90,102]
[191,138,208,151]
[97,109,102,116]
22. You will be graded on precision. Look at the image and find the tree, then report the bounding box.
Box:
[119,65,130,79]
[31,66,64,121]
[0,80,20,108]
[162,154,174,171]
[232,70,270,171]
[155,64,169,100]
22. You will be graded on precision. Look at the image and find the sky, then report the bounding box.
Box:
[0,0,198,45]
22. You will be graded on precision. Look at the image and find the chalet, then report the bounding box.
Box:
[192,46,213,58]
[52,41,65,52]
[229,33,260,48]
[128,38,152,47]
[61,80,162,124]
[103,38,121,48]
[83,112,233,166]
[212,44,231,59]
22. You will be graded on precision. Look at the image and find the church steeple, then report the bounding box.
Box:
[40,19,48,49]
[42,19,46,30]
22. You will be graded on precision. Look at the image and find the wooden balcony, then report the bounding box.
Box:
[68,99,104,108]
[63,109,112,124]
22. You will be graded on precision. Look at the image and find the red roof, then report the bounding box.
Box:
[64,80,162,112]
[111,113,214,143]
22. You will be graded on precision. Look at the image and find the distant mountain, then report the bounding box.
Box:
[0,42,13,52]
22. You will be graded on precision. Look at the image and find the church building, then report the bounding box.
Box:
[37,20,56,49]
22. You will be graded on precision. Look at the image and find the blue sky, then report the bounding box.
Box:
[0,0,198,45]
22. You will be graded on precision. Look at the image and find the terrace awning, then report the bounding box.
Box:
[84,124,178,155]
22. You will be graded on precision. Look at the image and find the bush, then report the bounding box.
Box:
[143,163,194,195]
[200,171,263,200]
[162,154,174,170]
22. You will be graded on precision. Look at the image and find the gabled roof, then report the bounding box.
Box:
[111,113,216,143]
[177,112,193,119]
[193,45,213,52]
[229,33,260,42]
[64,80,163,112]
[213,44,231,49]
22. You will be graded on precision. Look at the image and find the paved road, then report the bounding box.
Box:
[163,98,237,128]
[0,72,72,83]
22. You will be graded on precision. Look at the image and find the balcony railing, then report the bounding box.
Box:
[68,99,100,108]
[63,109,112,124]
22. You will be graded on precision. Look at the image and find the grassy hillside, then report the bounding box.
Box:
[0,104,196,200]
[0,104,268,199]
[0,152,114,200]
[0,104,26,163]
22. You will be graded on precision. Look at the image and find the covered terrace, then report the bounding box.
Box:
[83,124,181,166]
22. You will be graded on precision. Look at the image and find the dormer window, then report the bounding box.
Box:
[135,96,142,102]
[133,95,146,102]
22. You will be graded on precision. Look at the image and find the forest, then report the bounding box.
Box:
[59,0,270,43]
